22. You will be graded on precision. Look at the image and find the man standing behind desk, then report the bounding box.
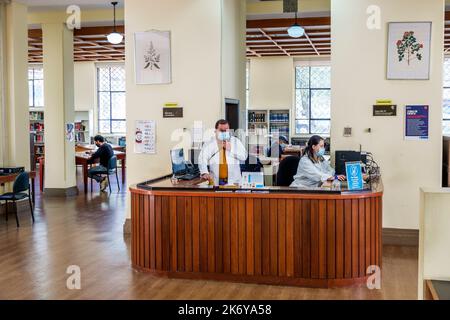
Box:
[87,135,114,192]
[198,119,247,186]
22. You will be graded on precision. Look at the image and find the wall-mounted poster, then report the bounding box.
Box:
[66,123,75,142]
[405,105,429,140]
[134,120,156,154]
[134,30,171,85]
[387,22,432,80]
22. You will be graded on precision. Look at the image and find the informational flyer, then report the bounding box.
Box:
[66,123,75,142]
[345,162,364,191]
[134,120,156,154]
[405,105,429,140]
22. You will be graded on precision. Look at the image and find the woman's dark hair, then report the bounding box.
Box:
[303,135,324,163]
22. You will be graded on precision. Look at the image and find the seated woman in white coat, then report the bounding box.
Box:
[198,119,247,186]
[290,135,346,188]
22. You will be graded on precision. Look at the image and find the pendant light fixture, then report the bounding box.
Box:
[107,1,123,45]
[287,11,305,38]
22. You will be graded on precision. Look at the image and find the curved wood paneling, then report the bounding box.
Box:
[131,190,383,288]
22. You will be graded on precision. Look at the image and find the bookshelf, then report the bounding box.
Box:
[247,109,291,156]
[30,109,45,166]
[269,110,290,145]
[75,111,91,144]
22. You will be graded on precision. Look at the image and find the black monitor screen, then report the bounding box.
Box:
[171,149,186,175]
[335,151,367,175]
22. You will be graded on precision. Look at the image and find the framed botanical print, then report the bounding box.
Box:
[387,22,432,80]
[134,30,172,85]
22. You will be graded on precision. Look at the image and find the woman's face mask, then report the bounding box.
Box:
[217,131,231,141]
[316,147,326,157]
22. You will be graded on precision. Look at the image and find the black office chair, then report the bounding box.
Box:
[96,156,120,192]
[276,155,300,187]
[0,172,34,227]
[240,155,262,173]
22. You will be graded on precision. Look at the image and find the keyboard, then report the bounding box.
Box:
[176,170,200,181]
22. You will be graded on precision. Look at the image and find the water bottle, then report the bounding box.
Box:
[332,177,341,191]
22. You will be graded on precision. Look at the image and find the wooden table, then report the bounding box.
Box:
[76,144,125,153]
[0,171,36,204]
[76,151,126,194]
[130,176,383,288]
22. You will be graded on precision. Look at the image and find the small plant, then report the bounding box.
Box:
[144,41,160,70]
[396,31,423,66]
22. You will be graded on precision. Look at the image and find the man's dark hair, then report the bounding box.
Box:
[94,135,105,143]
[215,119,229,129]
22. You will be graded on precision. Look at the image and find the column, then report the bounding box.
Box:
[42,23,77,196]
[2,1,30,169]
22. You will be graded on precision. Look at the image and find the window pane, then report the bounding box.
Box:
[310,66,331,89]
[34,80,44,107]
[296,67,309,88]
[111,92,126,119]
[111,120,126,134]
[295,89,310,119]
[311,120,331,134]
[445,58,450,87]
[29,80,34,107]
[99,120,111,134]
[295,120,309,135]
[28,69,34,80]
[110,66,125,91]
[444,121,450,135]
[99,92,111,120]
[444,88,450,119]
[98,67,110,91]
[311,90,331,119]
[34,68,43,80]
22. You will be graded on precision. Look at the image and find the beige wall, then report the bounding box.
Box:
[125,0,231,218]
[74,61,96,112]
[248,57,294,110]
[222,0,247,129]
[331,0,444,229]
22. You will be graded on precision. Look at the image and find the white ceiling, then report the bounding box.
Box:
[17,0,123,12]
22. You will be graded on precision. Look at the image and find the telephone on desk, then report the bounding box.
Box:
[178,161,200,180]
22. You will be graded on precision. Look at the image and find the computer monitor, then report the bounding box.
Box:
[335,151,367,175]
[171,149,186,176]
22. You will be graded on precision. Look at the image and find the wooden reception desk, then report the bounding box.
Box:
[130,176,383,288]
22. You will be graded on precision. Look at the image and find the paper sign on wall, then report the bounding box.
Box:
[66,123,75,142]
[405,105,429,140]
[134,120,156,154]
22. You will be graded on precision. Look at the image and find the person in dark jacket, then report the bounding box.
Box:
[87,135,114,192]
[267,135,289,158]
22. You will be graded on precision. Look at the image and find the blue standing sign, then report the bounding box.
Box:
[405,105,429,140]
[345,162,364,191]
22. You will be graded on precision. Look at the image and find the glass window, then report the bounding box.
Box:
[97,64,126,134]
[443,58,450,134]
[28,66,44,108]
[295,65,331,135]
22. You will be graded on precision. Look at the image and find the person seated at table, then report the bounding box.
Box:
[87,135,114,192]
[267,135,289,158]
[290,135,346,188]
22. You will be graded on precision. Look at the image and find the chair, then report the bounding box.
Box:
[96,156,120,192]
[240,155,262,173]
[0,172,34,227]
[276,155,300,187]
